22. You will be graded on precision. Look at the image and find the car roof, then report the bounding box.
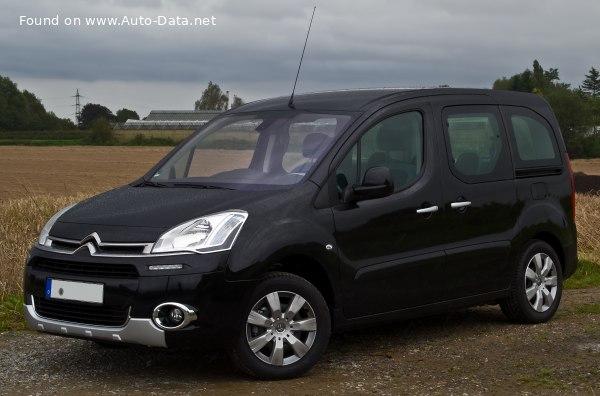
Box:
[228,88,544,113]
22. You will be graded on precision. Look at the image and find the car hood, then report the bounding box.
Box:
[49,185,281,242]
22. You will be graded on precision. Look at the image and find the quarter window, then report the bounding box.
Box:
[505,107,560,168]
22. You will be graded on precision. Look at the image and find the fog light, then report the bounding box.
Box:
[170,308,184,324]
[152,302,197,330]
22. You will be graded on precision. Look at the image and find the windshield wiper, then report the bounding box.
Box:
[139,180,172,188]
[172,183,233,190]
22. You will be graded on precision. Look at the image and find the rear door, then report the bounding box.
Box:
[432,97,518,299]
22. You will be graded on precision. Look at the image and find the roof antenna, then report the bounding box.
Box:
[288,6,316,109]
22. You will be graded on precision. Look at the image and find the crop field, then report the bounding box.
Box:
[0,146,171,201]
[0,147,599,300]
[572,158,600,176]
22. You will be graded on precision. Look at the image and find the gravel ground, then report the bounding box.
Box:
[1,287,599,395]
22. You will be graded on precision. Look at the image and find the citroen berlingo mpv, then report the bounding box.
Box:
[24,88,578,379]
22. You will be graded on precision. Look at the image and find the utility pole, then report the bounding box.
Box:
[73,89,82,128]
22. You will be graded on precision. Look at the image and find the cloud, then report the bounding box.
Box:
[2,0,600,119]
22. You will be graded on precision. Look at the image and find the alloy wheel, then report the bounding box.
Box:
[245,291,317,366]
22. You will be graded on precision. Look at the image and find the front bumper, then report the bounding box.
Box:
[25,299,166,347]
[24,245,255,348]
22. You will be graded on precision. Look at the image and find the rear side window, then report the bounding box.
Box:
[504,107,561,168]
[443,106,513,183]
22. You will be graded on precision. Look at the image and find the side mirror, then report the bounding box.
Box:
[343,166,394,203]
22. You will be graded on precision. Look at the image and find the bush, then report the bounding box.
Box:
[124,134,176,146]
[88,118,115,145]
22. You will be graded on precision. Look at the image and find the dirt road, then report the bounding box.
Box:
[1,287,598,395]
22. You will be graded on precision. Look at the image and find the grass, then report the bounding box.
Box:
[565,259,600,289]
[123,134,177,146]
[576,303,600,314]
[575,193,600,265]
[0,139,87,146]
[0,294,25,331]
[0,130,90,146]
[0,130,179,146]
[0,193,93,301]
[518,368,566,389]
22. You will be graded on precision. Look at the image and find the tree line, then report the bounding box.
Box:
[1,69,599,156]
[493,60,600,158]
[0,75,75,131]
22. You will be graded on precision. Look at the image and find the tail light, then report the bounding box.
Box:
[565,153,575,220]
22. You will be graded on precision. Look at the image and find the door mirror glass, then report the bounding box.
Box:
[343,166,394,203]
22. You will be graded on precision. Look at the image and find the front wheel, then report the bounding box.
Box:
[230,272,331,380]
[500,240,563,323]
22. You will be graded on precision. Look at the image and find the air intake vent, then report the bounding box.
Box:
[33,258,138,278]
[33,297,129,327]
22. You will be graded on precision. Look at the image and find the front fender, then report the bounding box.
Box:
[226,211,338,281]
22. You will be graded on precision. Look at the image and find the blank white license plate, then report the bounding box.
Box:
[45,278,104,304]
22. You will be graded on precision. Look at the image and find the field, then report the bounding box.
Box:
[0,146,171,201]
[0,147,599,393]
[572,158,600,176]
[0,148,599,300]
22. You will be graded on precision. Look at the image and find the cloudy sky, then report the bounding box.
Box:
[1,0,599,121]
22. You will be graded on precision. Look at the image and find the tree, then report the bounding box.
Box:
[80,103,114,129]
[88,118,115,145]
[194,81,229,111]
[115,108,140,123]
[493,59,560,94]
[493,60,600,158]
[0,75,76,131]
[581,67,600,97]
[231,95,245,109]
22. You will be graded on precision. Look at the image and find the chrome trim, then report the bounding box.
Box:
[416,205,439,214]
[450,201,472,209]
[36,232,193,258]
[152,302,198,330]
[25,299,166,347]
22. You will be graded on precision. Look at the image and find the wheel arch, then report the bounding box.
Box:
[528,232,566,273]
[267,255,337,314]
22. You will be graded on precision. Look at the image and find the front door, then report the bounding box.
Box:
[332,104,447,318]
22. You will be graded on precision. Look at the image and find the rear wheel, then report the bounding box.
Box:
[501,240,563,323]
[230,272,331,380]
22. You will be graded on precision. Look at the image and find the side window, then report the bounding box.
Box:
[504,107,561,168]
[443,107,512,183]
[335,111,424,194]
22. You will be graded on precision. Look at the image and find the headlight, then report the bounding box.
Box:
[152,210,248,254]
[37,204,76,246]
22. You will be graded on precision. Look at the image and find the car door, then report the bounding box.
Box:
[433,98,518,299]
[331,102,447,318]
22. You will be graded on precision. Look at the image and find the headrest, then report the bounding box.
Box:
[303,133,331,158]
[376,123,416,151]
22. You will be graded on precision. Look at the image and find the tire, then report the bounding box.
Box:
[500,240,563,323]
[230,272,331,380]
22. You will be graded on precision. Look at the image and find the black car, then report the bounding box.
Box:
[24,88,577,379]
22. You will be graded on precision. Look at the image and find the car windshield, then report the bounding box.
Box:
[150,111,353,190]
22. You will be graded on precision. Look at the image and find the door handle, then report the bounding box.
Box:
[416,205,439,214]
[450,201,472,209]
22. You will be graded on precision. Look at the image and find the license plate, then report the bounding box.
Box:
[45,278,104,304]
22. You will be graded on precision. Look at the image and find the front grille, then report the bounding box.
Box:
[33,258,138,278]
[49,239,148,255]
[33,296,129,327]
